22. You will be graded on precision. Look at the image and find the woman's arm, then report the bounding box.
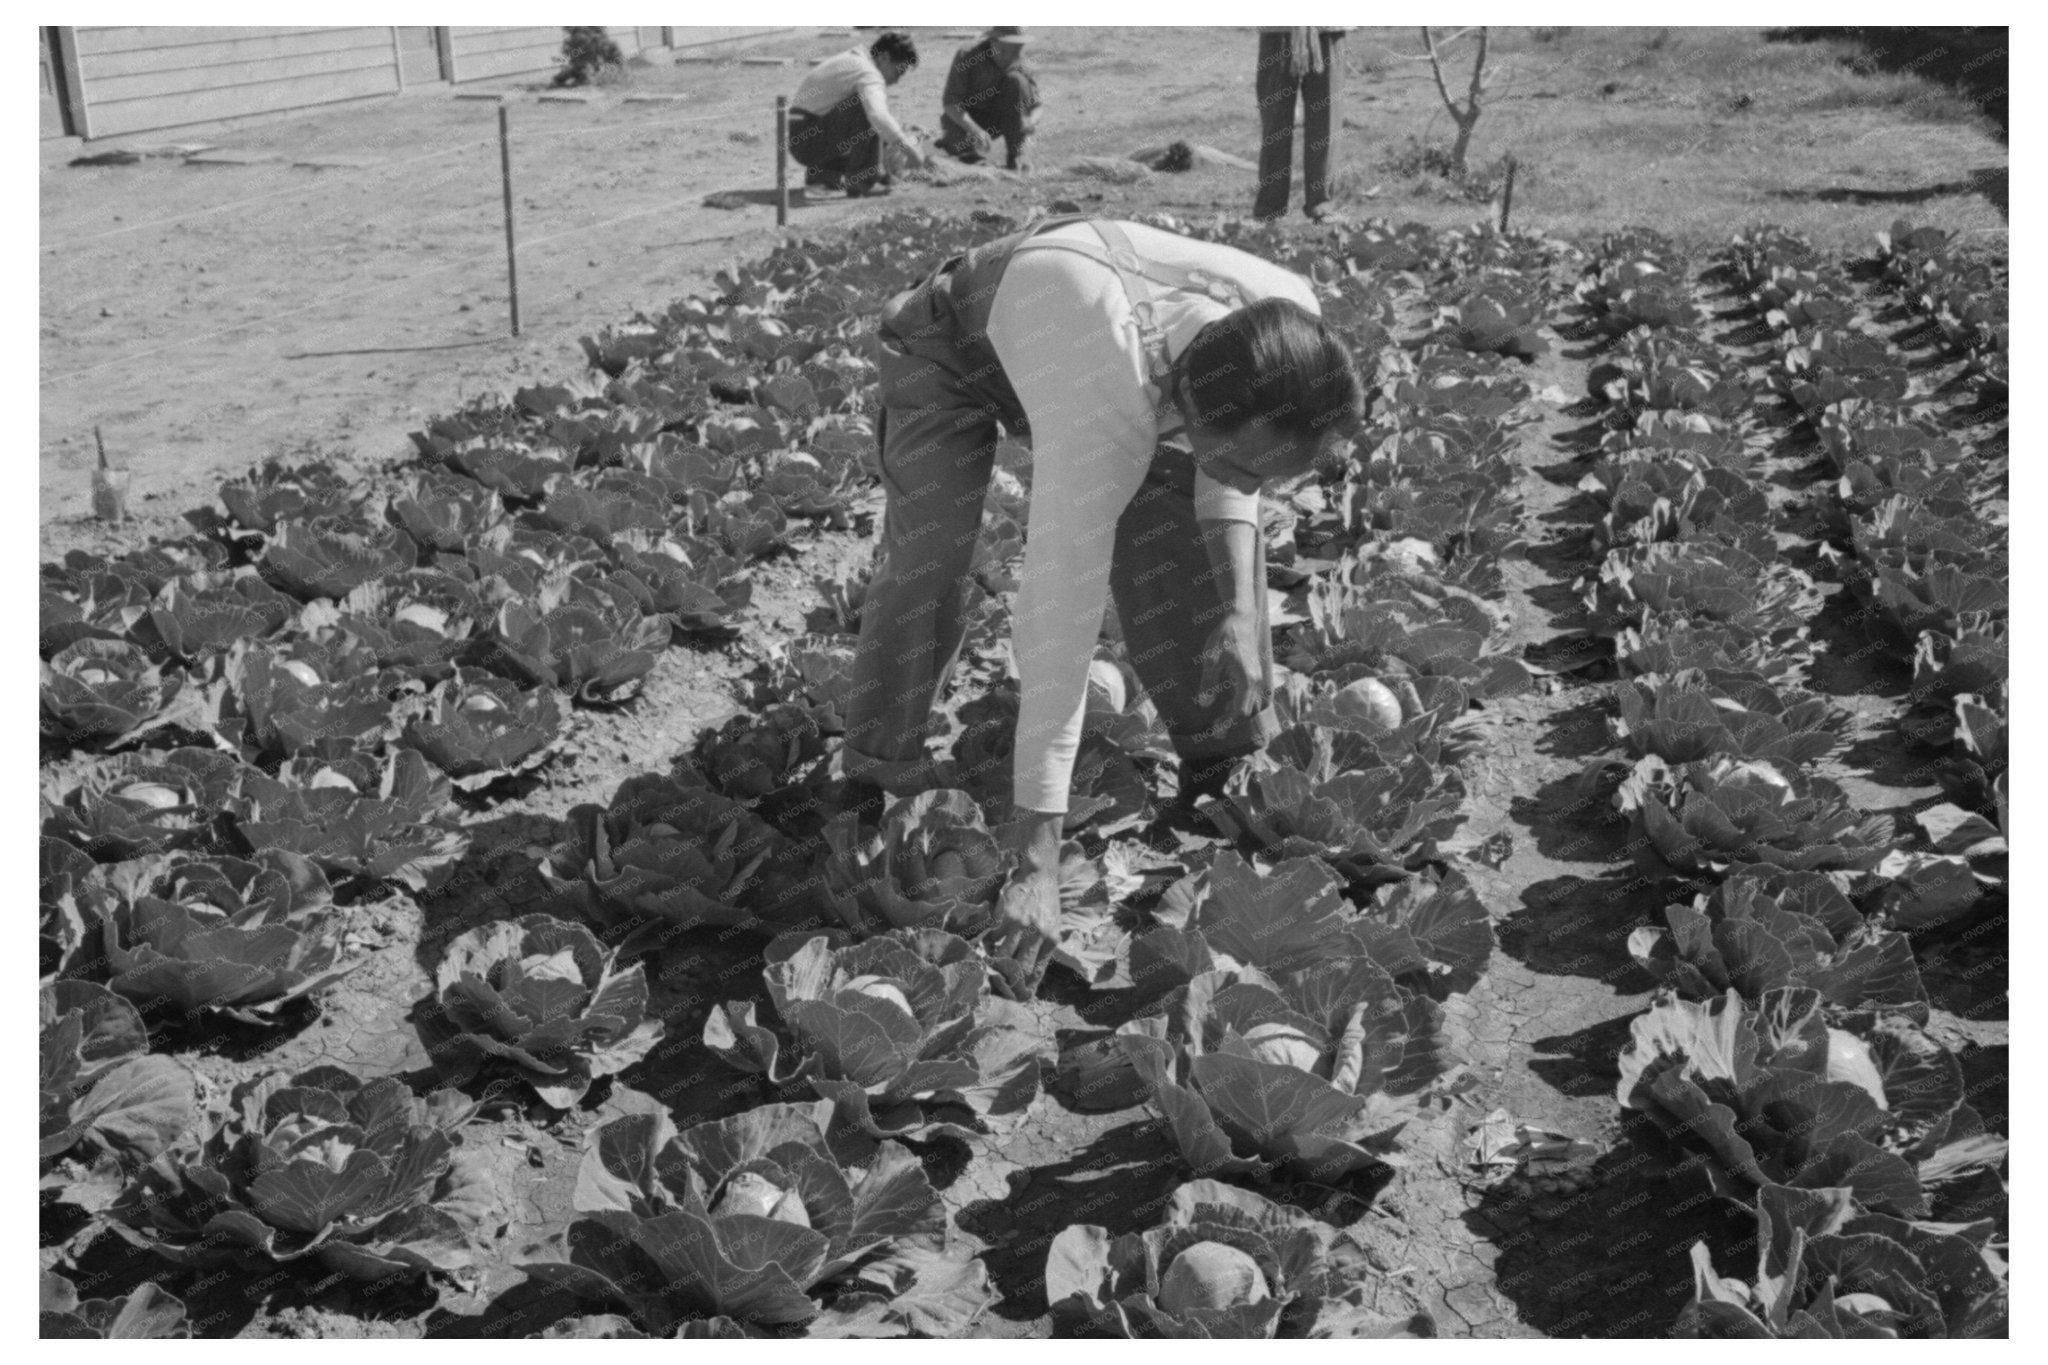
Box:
[1199,517,1261,619]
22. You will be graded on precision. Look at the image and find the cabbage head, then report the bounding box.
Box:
[822,790,1011,937]
[704,929,1048,1141]
[522,1101,994,1337]
[419,914,663,1107]
[1047,1179,1434,1338]
[109,1064,486,1282]
[41,638,187,749]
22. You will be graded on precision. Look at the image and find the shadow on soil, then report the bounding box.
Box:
[1497,874,1667,993]
[1523,1011,1642,1099]
[953,1116,1186,1323]
[1466,1123,1749,1339]
[1508,770,1631,865]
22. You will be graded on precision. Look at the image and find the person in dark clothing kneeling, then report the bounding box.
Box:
[937,27,1040,172]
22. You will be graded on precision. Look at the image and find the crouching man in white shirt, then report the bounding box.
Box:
[842,215,1364,982]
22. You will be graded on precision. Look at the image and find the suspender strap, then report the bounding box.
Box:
[1004,219,1248,391]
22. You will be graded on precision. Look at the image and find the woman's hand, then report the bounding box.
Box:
[990,807,1063,995]
[1199,609,1267,720]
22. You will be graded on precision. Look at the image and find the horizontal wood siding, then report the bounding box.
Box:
[447,27,563,82]
[670,27,795,51]
[71,27,398,138]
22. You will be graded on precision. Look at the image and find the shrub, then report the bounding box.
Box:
[555,28,626,88]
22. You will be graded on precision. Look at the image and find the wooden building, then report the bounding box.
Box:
[42,26,791,142]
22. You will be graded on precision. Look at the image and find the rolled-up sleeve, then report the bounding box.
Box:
[1192,471,1260,524]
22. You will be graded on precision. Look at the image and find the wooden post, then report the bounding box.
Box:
[390,27,405,92]
[775,95,790,227]
[498,104,521,336]
[91,425,129,522]
[1499,154,1517,234]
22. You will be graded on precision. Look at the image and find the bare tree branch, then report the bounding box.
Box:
[1419,25,1492,175]
[1422,27,1459,119]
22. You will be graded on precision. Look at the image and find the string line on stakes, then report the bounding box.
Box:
[41,191,767,387]
[47,138,497,250]
[509,105,763,139]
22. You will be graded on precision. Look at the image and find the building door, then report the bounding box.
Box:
[397,27,450,87]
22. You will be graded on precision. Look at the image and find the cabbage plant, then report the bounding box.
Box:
[822,790,1011,937]
[1866,562,2004,645]
[544,772,804,939]
[1618,623,1812,700]
[42,837,99,978]
[1608,674,1846,767]
[696,702,832,803]
[704,930,1048,1140]
[522,1102,995,1336]
[40,1271,190,1340]
[215,635,400,763]
[1677,1182,2006,1339]
[384,469,506,553]
[526,468,670,547]
[110,1064,484,1281]
[1617,988,2007,1219]
[401,667,564,791]
[41,638,188,748]
[144,571,295,664]
[43,747,249,862]
[418,914,662,1107]
[41,981,196,1203]
[81,850,356,1023]
[761,448,862,524]
[1585,541,1822,644]
[333,566,488,678]
[256,515,416,602]
[202,458,358,539]
[1614,755,1890,878]
[1437,272,1548,360]
[1587,459,1773,559]
[471,572,670,704]
[1590,331,1752,422]
[227,746,467,892]
[609,534,753,635]
[1203,747,1463,890]
[1047,1179,1433,1338]
[1629,871,1925,1016]
[767,633,858,731]
[40,560,153,659]
[1292,585,1532,701]
[1117,855,1449,1182]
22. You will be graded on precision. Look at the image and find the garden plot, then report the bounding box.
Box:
[41,206,2006,1338]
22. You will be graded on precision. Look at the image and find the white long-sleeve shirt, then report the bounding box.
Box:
[792,47,918,157]
[984,221,1320,813]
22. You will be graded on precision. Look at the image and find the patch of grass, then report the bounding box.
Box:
[1768,26,2006,136]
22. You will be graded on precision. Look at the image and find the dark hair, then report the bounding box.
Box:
[1175,298,1363,451]
[869,32,919,69]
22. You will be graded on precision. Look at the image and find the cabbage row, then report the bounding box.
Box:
[1559,225,2008,1337]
